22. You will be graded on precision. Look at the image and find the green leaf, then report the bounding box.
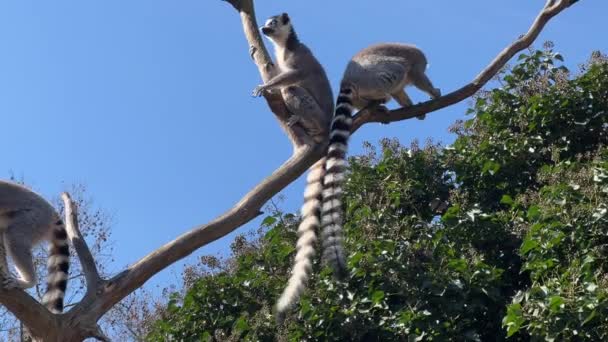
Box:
[233,316,249,333]
[371,290,385,304]
[520,238,539,254]
[548,296,564,313]
[482,160,501,175]
[500,194,514,206]
[261,215,277,227]
[582,310,597,326]
[527,205,541,221]
[503,303,524,337]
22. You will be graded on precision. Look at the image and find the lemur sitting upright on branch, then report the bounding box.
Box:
[252,13,334,320]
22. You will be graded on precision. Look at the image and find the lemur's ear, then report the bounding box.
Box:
[280,13,290,25]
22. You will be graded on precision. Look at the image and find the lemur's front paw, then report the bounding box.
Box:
[286,116,300,127]
[252,85,267,97]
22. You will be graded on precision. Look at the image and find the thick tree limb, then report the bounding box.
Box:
[61,193,101,290]
[73,143,325,322]
[351,0,579,132]
[0,290,53,339]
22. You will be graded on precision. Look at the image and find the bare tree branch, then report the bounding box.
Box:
[0,290,52,338]
[350,0,579,132]
[61,193,101,290]
[88,143,324,317]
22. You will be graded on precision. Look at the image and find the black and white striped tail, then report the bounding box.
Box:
[275,159,325,321]
[41,220,69,314]
[320,86,354,279]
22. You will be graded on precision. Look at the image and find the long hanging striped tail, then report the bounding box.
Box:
[41,220,69,314]
[275,158,325,321]
[320,86,354,279]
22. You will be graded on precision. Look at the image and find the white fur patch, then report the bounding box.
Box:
[326,158,347,171]
[42,289,65,301]
[53,239,69,247]
[295,243,315,258]
[324,172,345,185]
[328,143,348,154]
[333,114,353,125]
[336,102,354,111]
[304,182,322,199]
[296,232,317,248]
[298,216,320,233]
[48,255,69,266]
[321,199,341,213]
[301,199,320,217]
[330,129,350,140]
[46,271,68,284]
[321,214,343,227]
[322,187,342,198]
[307,167,324,182]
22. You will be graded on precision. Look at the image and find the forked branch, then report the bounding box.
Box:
[61,193,101,290]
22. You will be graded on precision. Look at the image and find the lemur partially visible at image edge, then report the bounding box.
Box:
[0,180,70,314]
[319,43,441,283]
[253,13,334,320]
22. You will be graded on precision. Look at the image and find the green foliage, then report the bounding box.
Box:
[147,48,608,341]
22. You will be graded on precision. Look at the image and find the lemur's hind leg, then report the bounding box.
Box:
[391,89,414,107]
[408,68,441,120]
[391,88,427,120]
[3,220,37,289]
[410,68,441,99]
[0,232,9,277]
[282,86,329,144]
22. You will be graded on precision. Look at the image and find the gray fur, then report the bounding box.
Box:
[342,43,441,116]
[254,13,334,143]
[255,13,334,321]
[0,180,70,314]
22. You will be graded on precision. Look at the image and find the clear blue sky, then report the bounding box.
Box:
[0,1,605,291]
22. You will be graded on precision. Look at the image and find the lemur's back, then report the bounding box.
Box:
[0,181,57,240]
[343,43,428,86]
[353,43,427,64]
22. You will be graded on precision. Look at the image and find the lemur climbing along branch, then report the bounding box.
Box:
[320,43,440,281]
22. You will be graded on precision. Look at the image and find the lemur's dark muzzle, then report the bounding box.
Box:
[261,26,273,35]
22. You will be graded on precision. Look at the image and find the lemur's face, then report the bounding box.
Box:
[260,13,291,42]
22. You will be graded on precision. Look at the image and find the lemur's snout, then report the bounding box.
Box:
[261,26,273,35]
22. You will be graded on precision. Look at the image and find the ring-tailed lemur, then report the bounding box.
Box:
[252,13,334,320]
[0,180,70,314]
[320,43,441,277]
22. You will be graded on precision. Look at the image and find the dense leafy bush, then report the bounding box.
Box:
[147,48,608,341]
